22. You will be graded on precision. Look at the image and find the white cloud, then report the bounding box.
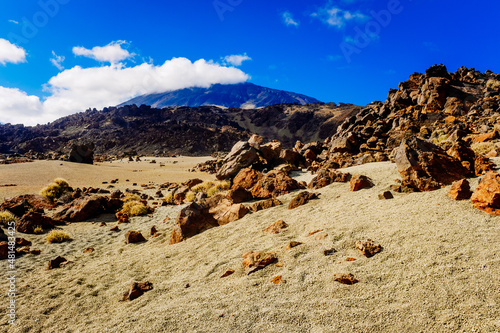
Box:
[0,87,43,125]
[73,41,134,64]
[0,39,26,65]
[50,51,65,71]
[282,11,299,27]
[222,54,252,66]
[8,20,19,25]
[0,57,250,126]
[312,5,366,28]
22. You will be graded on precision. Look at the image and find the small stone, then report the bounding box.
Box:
[263,220,288,234]
[275,262,283,267]
[270,275,286,284]
[334,273,358,285]
[346,257,356,261]
[284,241,302,250]
[378,191,394,200]
[47,256,68,270]
[242,251,277,275]
[307,229,324,236]
[123,281,153,301]
[323,248,337,256]
[110,226,120,232]
[125,230,146,244]
[30,249,41,255]
[220,269,235,278]
[99,222,107,227]
[355,239,382,258]
[83,247,94,254]
[151,225,158,236]
[350,175,374,191]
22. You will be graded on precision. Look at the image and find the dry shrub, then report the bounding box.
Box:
[47,230,71,243]
[120,201,148,217]
[0,211,16,225]
[41,178,71,201]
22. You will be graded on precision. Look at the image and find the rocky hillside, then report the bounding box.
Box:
[119,83,322,109]
[0,102,360,157]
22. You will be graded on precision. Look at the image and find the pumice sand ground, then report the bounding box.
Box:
[0,159,499,332]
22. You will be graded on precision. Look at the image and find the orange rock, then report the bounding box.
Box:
[288,191,320,209]
[249,198,282,212]
[242,251,277,275]
[271,275,286,284]
[83,247,94,254]
[263,220,288,234]
[346,257,356,261]
[334,273,358,285]
[472,131,499,143]
[284,241,302,250]
[220,269,235,278]
[350,175,374,191]
[471,171,500,215]
[355,239,382,258]
[123,281,153,301]
[307,229,324,236]
[125,230,146,244]
[448,179,472,200]
[110,226,120,232]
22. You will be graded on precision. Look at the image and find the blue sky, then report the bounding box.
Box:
[0,0,498,125]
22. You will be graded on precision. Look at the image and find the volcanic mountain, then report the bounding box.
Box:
[119,82,322,109]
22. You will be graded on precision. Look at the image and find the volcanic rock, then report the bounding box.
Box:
[448,179,472,200]
[69,143,94,164]
[350,175,374,191]
[47,256,68,270]
[16,212,62,234]
[355,239,382,258]
[216,141,259,180]
[471,172,500,215]
[249,198,282,212]
[308,169,351,189]
[125,230,146,244]
[251,170,302,199]
[226,186,253,204]
[378,191,394,200]
[231,168,263,190]
[0,194,56,217]
[288,191,320,209]
[333,273,358,285]
[395,136,469,191]
[263,220,288,234]
[284,241,302,250]
[242,251,277,275]
[123,281,153,301]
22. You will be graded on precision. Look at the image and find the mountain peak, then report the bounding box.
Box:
[118,83,322,109]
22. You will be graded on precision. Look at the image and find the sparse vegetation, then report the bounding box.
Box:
[471,141,500,155]
[486,79,500,90]
[120,200,148,217]
[123,193,141,202]
[41,178,71,201]
[0,210,16,226]
[46,230,71,243]
[191,180,231,198]
[185,191,196,202]
[164,192,174,205]
[33,226,44,234]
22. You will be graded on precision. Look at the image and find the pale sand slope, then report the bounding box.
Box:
[0,157,212,202]
[1,161,499,333]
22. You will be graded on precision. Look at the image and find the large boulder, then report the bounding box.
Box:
[69,143,94,164]
[170,195,249,244]
[16,212,64,234]
[55,195,122,222]
[249,198,282,212]
[231,168,263,190]
[216,141,259,180]
[251,170,302,199]
[395,136,469,191]
[471,172,500,215]
[288,191,320,209]
[0,194,56,217]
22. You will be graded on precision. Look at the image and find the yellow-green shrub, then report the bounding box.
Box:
[191,181,215,193]
[120,200,148,217]
[185,191,196,202]
[123,193,141,203]
[191,180,231,197]
[0,210,15,225]
[41,178,71,201]
[164,192,174,204]
[46,230,71,243]
[33,226,44,234]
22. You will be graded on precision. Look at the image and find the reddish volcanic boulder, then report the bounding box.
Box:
[242,251,277,275]
[263,220,288,234]
[471,172,500,215]
[16,212,63,234]
[231,168,263,190]
[308,169,351,189]
[170,195,249,244]
[249,198,282,212]
[226,186,253,204]
[47,256,68,270]
[216,141,259,180]
[288,191,320,209]
[448,179,472,200]
[55,195,123,222]
[475,155,495,176]
[350,175,374,191]
[0,194,56,217]
[395,136,469,191]
[251,170,302,199]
